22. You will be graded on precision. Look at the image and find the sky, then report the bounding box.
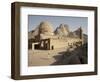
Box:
[28,15,88,34]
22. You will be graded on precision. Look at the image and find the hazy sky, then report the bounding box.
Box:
[28,15,88,34]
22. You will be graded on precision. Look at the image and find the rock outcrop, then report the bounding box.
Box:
[28,27,39,39]
[28,21,54,39]
[68,27,83,38]
[28,21,87,41]
[54,24,69,36]
[73,27,82,38]
[38,21,54,35]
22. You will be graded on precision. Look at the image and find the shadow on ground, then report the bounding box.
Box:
[51,43,88,65]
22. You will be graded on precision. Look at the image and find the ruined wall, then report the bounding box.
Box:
[50,39,68,49]
[49,38,82,50]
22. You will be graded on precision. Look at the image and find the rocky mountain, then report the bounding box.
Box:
[67,27,87,43]
[54,24,70,36]
[28,21,87,43]
[38,21,54,35]
[73,27,82,37]
[28,21,54,39]
[68,27,82,38]
[28,26,39,39]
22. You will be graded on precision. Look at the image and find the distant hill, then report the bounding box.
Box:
[28,27,39,39]
[28,21,87,43]
[54,24,69,36]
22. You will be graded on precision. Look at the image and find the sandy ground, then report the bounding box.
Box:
[28,47,68,66]
[28,44,87,66]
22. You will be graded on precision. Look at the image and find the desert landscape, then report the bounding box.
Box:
[28,20,88,66]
